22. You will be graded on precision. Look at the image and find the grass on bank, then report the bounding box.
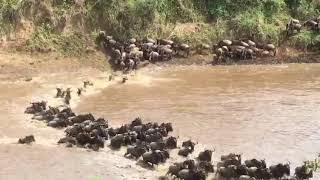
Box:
[1,0,320,55]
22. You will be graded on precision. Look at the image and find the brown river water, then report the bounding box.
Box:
[1,64,320,179]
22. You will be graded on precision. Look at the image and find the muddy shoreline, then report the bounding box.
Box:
[163,52,320,66]
[1,50,319,80]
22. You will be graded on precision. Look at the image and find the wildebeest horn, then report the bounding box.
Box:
[212,147,216,152]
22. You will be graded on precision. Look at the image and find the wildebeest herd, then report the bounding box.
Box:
[286,17,320,36]
[212,39,277,64]
[21,80,316,180]
[97,31,191,72]
[95,17,320,69]
[96,31,280,69]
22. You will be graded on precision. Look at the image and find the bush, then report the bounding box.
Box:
[0,0,21,34]
[296,0,320,20]
[288,30,320,49]
[26,23,87,56]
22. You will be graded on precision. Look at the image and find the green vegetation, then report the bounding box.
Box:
[25,23,88,56]
[1,0,320,55]
[0,0,21,35]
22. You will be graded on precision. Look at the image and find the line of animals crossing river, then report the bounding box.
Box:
[19,79,317,180]
[97,32,277,72]
[95,16,320,73]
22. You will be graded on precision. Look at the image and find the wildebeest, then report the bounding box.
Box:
[178,147,192,157]
[110,134,124,149]
[24,101,47,114]
[122,77,128,83]
[178,140,196,157]
[150,141,166,151]
[269,163,290,179]
[83,81,93,88]
[70,113,95,124]
[178,169,206,180]
[198,149,213,162]
[174,43,191,57]
[58,136,77,145]
[124,145,148,159]
[221,153,241,162]
[218,165,238,179]
[64,88,71,105]
[304,19,320,32]
[245,159,267,169]
[142,150,169,166]
[18,135,35,144]
[56,88,63,98]
[295,164,313,179]
[197,161,214,173]
[286,19,302,36]
[77,88,83,96]
[182,140,196,152]
[165,136,177,149]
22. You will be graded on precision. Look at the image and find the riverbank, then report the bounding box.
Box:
[162,46,320,66]
[1,46,319,76]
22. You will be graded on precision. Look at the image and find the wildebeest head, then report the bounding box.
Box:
[161,122,173,132]
[178,147,192,157]
[165,136,177,149]
[182,140,196,152]
[130,117,143,127]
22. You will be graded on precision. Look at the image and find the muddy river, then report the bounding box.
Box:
[1,64,320,179]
